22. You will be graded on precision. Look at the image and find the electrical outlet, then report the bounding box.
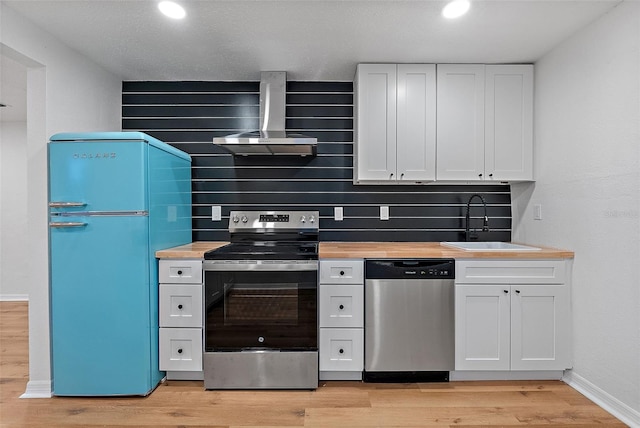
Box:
[211,205,222,221]
[334,206,344,221]
[534,204,542,220]
[380,206,390,221]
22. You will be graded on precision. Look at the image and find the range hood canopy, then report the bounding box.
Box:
[213,71,317,156]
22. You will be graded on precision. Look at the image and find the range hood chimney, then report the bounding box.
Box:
[213,71,317,156]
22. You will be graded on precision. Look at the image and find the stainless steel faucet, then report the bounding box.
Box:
[465,194,489,241]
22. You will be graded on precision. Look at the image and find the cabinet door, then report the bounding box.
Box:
[319,284,364,328]
[159,284,203,328]
[485,65,534,181]
[510,285,571,370]
[436,64,485,181]
[455,285,510,370]
[396,64,436,182]
[319,328,364,372]
[354,64,397,182]
[159,328,203,372]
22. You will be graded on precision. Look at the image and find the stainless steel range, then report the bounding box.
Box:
[202,211,319,389]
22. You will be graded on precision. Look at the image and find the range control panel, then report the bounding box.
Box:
[228,210,319,231]
[365,259,455,280]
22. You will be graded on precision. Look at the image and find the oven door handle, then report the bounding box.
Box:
[203,261,318,271]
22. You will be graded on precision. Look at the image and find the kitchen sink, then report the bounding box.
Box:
[440,242,542,251]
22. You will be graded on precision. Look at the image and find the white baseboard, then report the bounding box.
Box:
[564,371,640,427]
[0,294,29,302]
[20,380,52,399]
[450,370,563,381]
[319,371,363,381]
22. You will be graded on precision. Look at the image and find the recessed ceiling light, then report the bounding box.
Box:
[158,1,186,19]
[442,0,471,19]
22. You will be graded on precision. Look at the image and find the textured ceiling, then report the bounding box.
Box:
[3,0,622,82]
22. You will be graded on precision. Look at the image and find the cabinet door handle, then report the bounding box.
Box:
[503,290,509,294]
[478,173,483,178]
[515,290,521,294]
[389,173,394,179]
[489,173,493,178]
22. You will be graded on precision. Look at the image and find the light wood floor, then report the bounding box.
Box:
[0,301,626,427]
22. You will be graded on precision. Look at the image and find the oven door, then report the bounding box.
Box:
[203,261,318,352]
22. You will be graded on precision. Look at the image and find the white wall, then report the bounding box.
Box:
[1,3,122,397]
[0,121,29,300]
[512,1,640,424]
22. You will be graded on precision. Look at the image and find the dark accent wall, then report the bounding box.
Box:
[122,81,511,242]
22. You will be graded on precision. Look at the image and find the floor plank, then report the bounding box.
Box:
[0,301,627,427]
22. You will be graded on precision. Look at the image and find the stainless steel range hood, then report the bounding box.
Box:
[213,71,317,156]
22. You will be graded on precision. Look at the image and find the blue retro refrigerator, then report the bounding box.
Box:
[48,132,192,396]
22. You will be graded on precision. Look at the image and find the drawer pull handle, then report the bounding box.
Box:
[339,304,344,310]
[339,271,345,276]
[177,270,183,275]
[177,348,183,354]
[339,348,344,354]
[178,304,183,310]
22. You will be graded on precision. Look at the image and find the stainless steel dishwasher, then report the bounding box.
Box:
[364,259,455,382]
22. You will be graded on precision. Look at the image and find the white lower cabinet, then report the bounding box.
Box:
[158,259,204,380]
[455,260,572,372]
[319,328,364,372]
[319,259,364,380]
[159,328,203,372]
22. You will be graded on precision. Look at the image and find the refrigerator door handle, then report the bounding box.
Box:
[49,202,87,208]
[49,222,88,228]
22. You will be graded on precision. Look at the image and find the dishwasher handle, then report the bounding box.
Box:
[365,259,455,280]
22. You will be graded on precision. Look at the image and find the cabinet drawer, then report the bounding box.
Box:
[319,259,364,284]
[159,284,202,328]
[159,328,203,372]
[319,328,364,372]
[159,259,202,284]
[455,260,567,284]
[319,284,364,328]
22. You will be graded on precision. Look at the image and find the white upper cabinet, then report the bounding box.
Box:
[436,64,486,181]
[396,64,437,182]
[485,65,534,181]
[436,64,534,182]
[354,63,436,184]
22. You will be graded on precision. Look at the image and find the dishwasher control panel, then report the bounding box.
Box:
[365,259,455,279]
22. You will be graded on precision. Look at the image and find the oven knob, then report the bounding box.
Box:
[300,215,306,223]
[232,215,239,223]
[309,215,316,223]
[241,216,248,223]
[258,336,265,343]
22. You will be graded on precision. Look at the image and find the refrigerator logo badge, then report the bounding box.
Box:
[73,153,117,159]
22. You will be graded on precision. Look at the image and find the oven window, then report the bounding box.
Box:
[204,270,317,351]
[224,283,298,326]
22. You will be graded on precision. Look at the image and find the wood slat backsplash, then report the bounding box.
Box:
[122,81,511,242]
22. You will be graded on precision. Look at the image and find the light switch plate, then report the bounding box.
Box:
[334,206,344,221]
[380,206,389,220]
[534,204,542,220]
[211,205,222,221]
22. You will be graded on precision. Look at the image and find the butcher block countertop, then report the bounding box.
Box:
[319,242,573,259]
[155,241,229,259]
[156,241,573,259]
